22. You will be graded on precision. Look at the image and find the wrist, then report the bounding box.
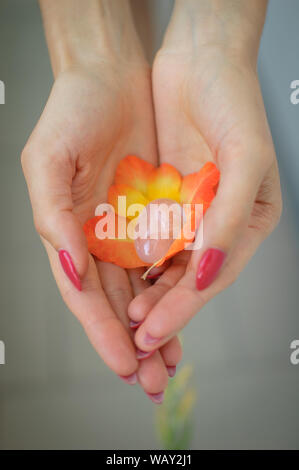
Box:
[39,0,146,77]
[161,0,268,65]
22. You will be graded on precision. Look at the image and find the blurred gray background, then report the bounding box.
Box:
[0,0,299,450]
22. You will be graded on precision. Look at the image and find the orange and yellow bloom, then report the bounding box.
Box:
[84,155,220,274]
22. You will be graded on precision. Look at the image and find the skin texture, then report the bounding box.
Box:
[22,0,282,399]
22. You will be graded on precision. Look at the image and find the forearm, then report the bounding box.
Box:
[39,0,145,76]
[162,0,268,64]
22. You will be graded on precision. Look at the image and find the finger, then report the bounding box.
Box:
[128,266,183,377]
[189,155,267,290]
[128,254,187,322]
[21,144,89,284]
[160,336,182,376]
[97,262,171,395]
[188,153,279,291]
[137,351,168,401]
[44,240,138,377]
[127,268,151,328]
[96,261,133,329]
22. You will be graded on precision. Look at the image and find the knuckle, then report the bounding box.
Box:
[252,198,283,236]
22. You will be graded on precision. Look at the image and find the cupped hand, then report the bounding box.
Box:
[21,60,182,400]
[129,45,282,352]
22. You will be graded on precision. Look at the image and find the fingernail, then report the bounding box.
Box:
[136,349,155,360]
[130,320,142,329]
[196,248,226,291]
[118,372,137,385]
[144,332,162,345]
[58,249,82,291]
[167,366,176,378]
[146,391,164,404]
[147,273,161,280]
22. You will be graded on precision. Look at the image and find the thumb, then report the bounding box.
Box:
[21,145,89,290]
[191,156,265,290]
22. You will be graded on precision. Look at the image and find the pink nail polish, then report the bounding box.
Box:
[144,332,162,345]
[58,249,82,291]
[147,273,161,280]
[136,349,155,360]
[129,320,142,329]
[167,366,176,378]
[146,391,164,404]
[196,248,226,291]
[118,373,137,385]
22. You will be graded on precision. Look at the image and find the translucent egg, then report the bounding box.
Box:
[134,198,184,264]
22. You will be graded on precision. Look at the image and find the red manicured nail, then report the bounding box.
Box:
[129,320,142,329]
[58,249,81,291]
[146,391,164,404]
[118,373,137,385]
[167,366,176,378]
[136,349,155,360]
[144,332,162,345]
[196,248,226,291]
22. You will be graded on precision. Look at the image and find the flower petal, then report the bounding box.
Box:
[83,215,149,269]
[141,207,198,279]
[180,161,220,206]
[154,207,196,267]
[147,163,182,202]
[108,184,149,219]
[115,155,155,196]
[144,163,220,276]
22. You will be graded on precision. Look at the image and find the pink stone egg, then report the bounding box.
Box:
[134,198,184,263]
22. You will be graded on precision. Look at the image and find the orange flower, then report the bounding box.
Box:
[83,155,220,275]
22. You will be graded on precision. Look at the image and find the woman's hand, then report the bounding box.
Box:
[21,0,181,402]
[129,0,282,352]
